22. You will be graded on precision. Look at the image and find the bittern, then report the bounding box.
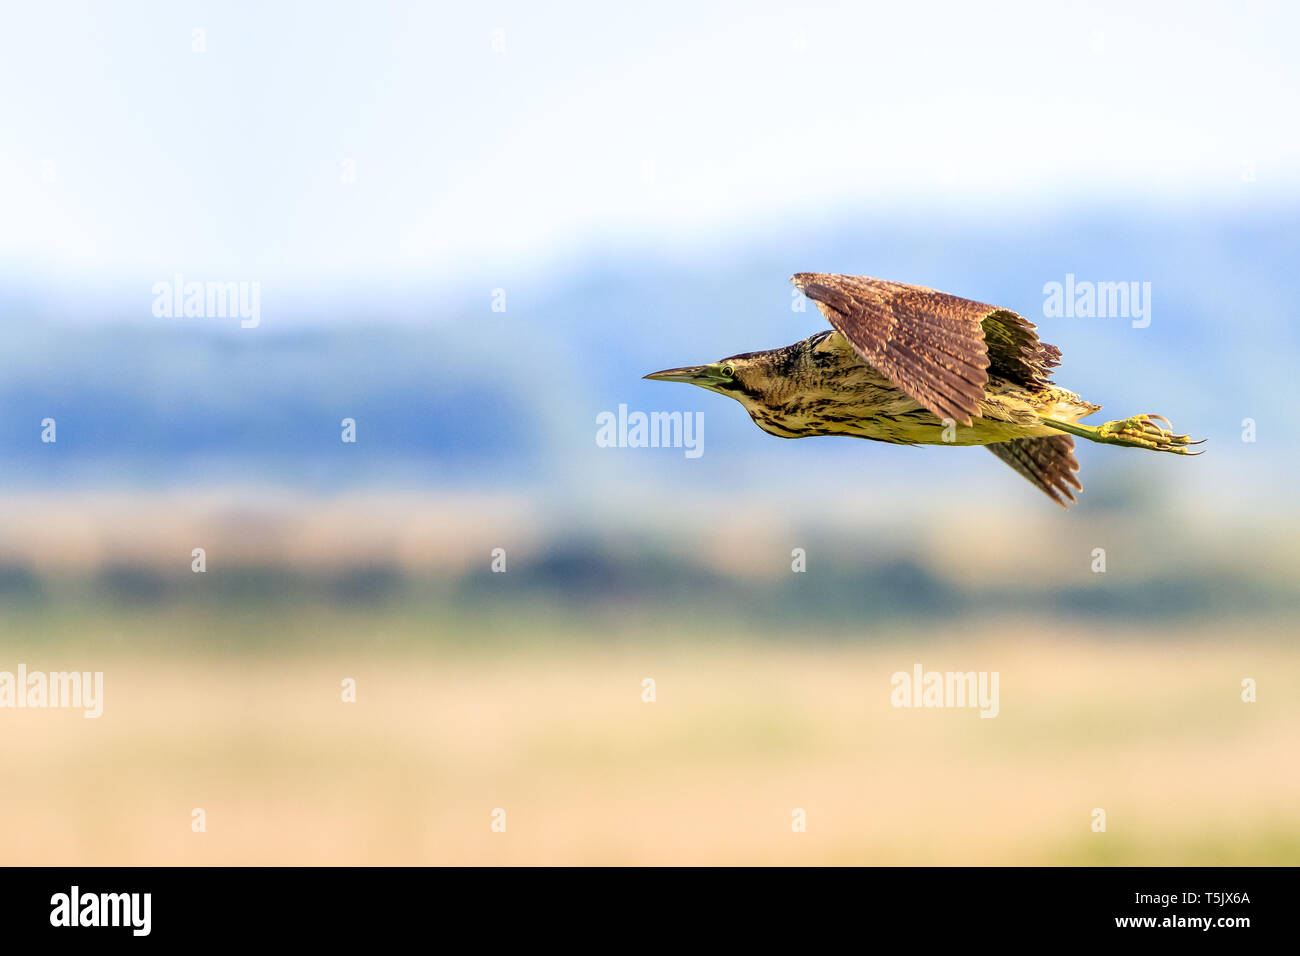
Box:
[645,273,1202,508]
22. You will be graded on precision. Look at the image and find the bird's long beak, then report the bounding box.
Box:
[643,365,712,385]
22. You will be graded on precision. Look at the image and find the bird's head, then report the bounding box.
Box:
[643,351,777,410]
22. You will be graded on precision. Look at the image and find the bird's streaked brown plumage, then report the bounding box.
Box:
[645,273,1202,509]
[791,272,1063,426]
[985,435,1083,508]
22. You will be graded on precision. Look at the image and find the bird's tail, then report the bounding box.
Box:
[1042,413,1204,455]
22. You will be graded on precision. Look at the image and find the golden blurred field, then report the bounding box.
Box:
[3,610,1295,866]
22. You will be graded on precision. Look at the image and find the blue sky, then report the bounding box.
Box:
[1,1,1296,510]
[2,0,1297,291]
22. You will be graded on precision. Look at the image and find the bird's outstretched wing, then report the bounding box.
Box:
[791,273,1060,426]
[986,435,1082,509]
[980,308,1062,389]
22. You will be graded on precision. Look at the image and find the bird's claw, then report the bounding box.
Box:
[1098,414,1205,455]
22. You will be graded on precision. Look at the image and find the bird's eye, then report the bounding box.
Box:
[721,364,735,377]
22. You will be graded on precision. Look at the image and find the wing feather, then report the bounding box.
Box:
[981,309,1062,388]
[792,274,992,425]
[986,435,1083,508]
[791,273,1062,425]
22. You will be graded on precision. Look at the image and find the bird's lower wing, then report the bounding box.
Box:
[986,435,1082,509]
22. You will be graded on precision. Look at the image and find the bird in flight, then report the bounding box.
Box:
[645,273,1202,508]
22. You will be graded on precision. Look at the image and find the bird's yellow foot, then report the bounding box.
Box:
[1085,414,1205,454]
[1043,413,1205,454]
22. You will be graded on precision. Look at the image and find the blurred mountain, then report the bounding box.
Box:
[2,203,1295,505]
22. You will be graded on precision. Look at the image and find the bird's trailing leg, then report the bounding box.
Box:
[1043,413,1205,455]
